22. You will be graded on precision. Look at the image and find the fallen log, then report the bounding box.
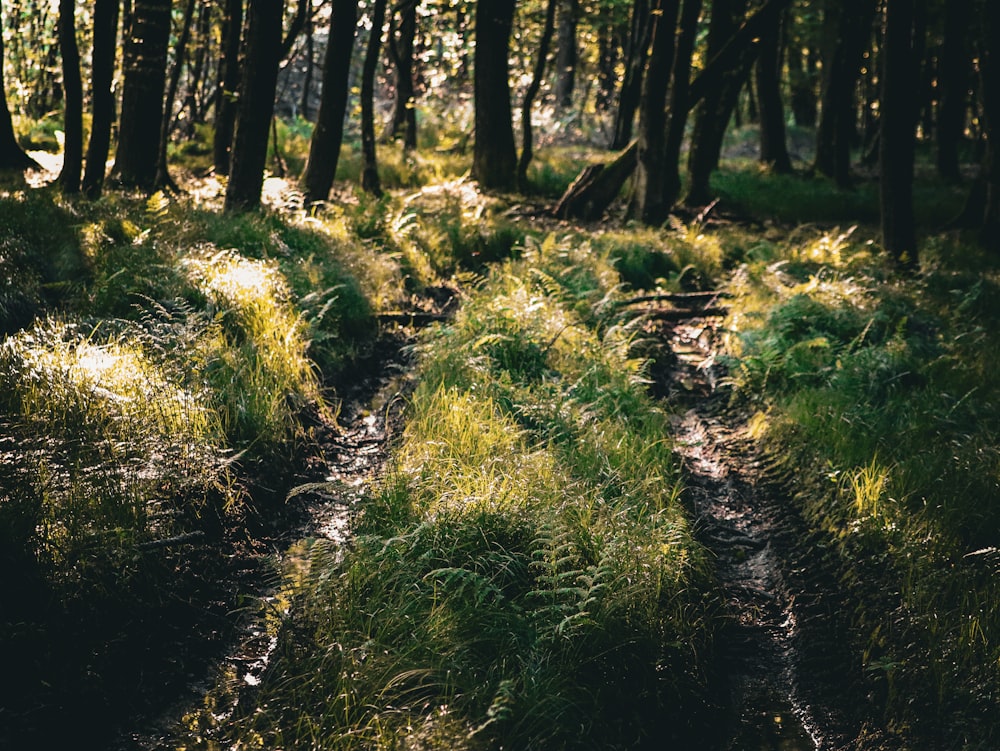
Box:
[554,141,638,221]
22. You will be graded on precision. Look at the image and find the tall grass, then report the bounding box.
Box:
[227,237,717,749]
[722,228,1000,746]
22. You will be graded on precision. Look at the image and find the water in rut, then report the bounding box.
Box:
[663,319,852,751]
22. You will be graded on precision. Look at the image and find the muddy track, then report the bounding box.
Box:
[656,318,870,751]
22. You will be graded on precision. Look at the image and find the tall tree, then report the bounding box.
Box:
[554,0,578,109]
[879,0,922,265]
[936,0,971,182]
[0,0,40,171]
[301,0,359,204]
[685,0,748,205]
[213,0,243,176]
[631,0,680,223]
[224,0,284,212]
[472,0,518,190]
[611,0,651,149]
[154,0,197,190]
[83,0,121,197]
[518,0,558,189]
[360,0,388,196]
[981,0,1000,251]
[57,0,83,192]
[110,0,172,190]
[388,0,419,148]
[814,0,876,187]
[756,5,792,173]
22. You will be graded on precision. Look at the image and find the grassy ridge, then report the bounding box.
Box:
[721,229,1000,747]
[229,237,717,749]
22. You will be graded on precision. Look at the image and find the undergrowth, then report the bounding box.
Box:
[721,227,1000,748]
[227,236,717,749]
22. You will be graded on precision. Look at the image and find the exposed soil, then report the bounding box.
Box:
[648,314,877,751]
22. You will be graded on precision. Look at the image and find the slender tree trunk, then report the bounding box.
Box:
[554,0,578,109]
[0,0,39,171]
[225,0,284,212]
[300,12,315,120]
[756,6,792,173]
[518,0,558,189]
[83,0,120,197]
[879,0,921,266]
[686,0,748,205]
[154,0,197,190]
[611,0,651,149]
[787,45,818,127]
[936,0,971,182]
[981,0,1000,251]
[57,0,83,192]
[213,0,243,176]
[815,0,876,187]
[111,0,172,189]
[360,0,387,196]
[183,1,212,136]
[301,0,359,204]
[595,22,620,113]
[472,0,518,191]
[388,0,418,148]
[631,0,680,223]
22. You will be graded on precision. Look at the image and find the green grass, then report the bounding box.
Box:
[721,228,1000,747]
[225,237,717,750]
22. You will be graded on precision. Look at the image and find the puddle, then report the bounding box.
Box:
[728,692,815,751]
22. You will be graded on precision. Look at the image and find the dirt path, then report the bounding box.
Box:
[660,319,863,751]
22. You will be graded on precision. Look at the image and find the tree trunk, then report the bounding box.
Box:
[981,0,1000,252]
[657,0,704,216]
[360,0,387,196]
[755,6,792,173]
[111,0,172,190]
[0,0,40,171]
[686,0,748,205]
[224,0,284,212]
[300,12,315,120]
[213,0,243,176]
[57,0,83,192]
[388,0,418,148]
[154,0,197,191]
[936,0,971,182]
[879,0,921,266]
[814,0,876,188]
[301,0,359,204]
[611,0,651,149]
[554,0,578,109]
[518,0,558,189]
[595,22,620,113]
[787,45,818,127]
[472,0,518,191]
[183,1,212,137]
[555,141,638,220]
[83,0,120,197]
[630,0,680,223]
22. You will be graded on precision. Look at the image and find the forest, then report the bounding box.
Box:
[1,0,999,748]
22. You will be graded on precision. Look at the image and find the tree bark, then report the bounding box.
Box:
[686,0,748,205]
[360,0,388,196]
[518,0,558,189]
[879,0,921,266]
[154,0,197,191]
[83,0,120,197]
[595,21,620,113]
[787,45,818,127]
[611,0,651,149]
[630,0,680,223]
[936,0,971,182]
[388,0,418,148]
[814,0,876,188]
[0,0,40,171]
[300,12,315,120]
[472,0,518,191]
[554,0,578,109]
[224,0,284,213]
[755,6,792,173]
[213,0,243,176]
[57,0,83,192]
[301,0,359,204]
[981,0,1000,252]
[111,0,172,190]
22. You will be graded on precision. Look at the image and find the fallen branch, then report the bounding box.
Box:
[626,306,729,322]
[618,291,732,307]
[378,311,451,326]
[139,531,206,551]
